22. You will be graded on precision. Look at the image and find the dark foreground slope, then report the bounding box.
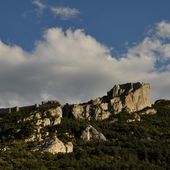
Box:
[0,100,169,170]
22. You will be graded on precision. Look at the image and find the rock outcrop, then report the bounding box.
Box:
[63,82,151,120]
[80,125,107,142]
[39,136,73,154]
[23,106,63,142]
[107,82,151,112]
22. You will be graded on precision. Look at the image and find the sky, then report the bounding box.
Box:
[0,0,170,107]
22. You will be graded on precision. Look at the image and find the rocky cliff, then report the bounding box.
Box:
[63,82,152,120]
[0,82,156,155]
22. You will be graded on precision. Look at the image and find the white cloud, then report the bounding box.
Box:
[32,1,80,20]
[50,7,80,20]
[156,21,170,39]
[0,22,170,107]
[32,0,46,14]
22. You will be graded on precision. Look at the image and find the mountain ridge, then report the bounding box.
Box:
[0,82,169,169]
[0,82,152,118]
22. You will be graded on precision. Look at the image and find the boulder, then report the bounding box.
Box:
[42,136,73,154]
[43,136,66,154]
[80,125,107,142]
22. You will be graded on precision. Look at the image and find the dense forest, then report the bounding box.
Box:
[0,101,169,170]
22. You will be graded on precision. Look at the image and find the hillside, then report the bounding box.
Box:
[0,83,169,169]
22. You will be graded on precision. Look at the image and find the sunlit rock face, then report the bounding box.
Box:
[23,105,63,142]
[107,82,151,113]
[40,136,73,154]
[63,82,151,120]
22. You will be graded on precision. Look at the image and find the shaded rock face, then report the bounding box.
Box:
[63,82,151,120]
[80,125,107,142]
[138,108,157,115]
[70,103,111,120]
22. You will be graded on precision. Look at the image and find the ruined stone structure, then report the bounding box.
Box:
[0,100,60,115]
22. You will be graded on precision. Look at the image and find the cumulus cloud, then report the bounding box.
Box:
[0,22,170,107]
[50,6,80,20]
[156,21,170,39]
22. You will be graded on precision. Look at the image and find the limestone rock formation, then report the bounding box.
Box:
[72,104,86,119]
[80,125,107,142]
[23,104,73,154]
[23,106,63,142]
[41,136,73,154]
[46,107,63,125]
[63,82,152,120]
[107,82,151,112]
[110,97,123,113]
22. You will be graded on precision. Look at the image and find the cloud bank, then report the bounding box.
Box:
[0,21,170,107]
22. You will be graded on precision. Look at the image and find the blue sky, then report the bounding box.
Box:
[0,0,170,106]
[1,0,170,53]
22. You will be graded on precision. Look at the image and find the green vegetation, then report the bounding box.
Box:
[0,102,170,169]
